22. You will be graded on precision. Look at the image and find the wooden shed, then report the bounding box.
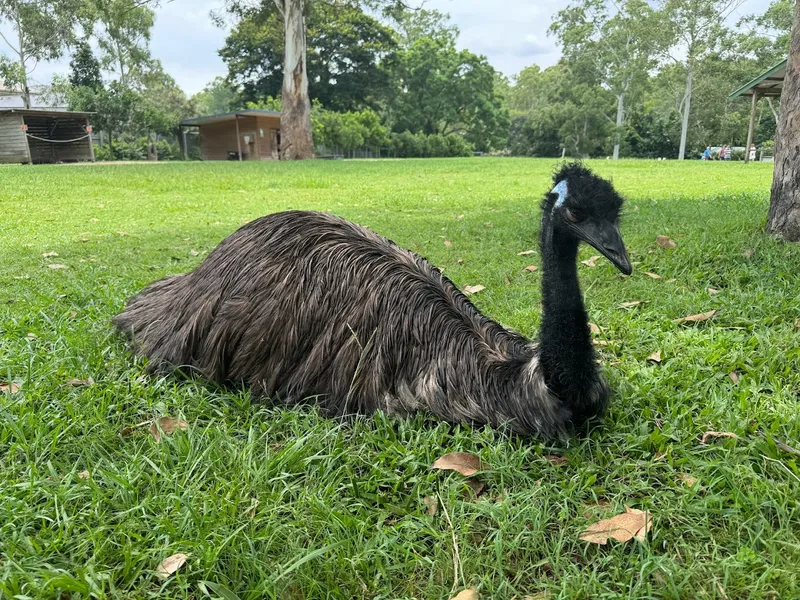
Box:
[0,109,94,164]
[179,109,281,161]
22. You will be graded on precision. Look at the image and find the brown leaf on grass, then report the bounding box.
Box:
[644,272,661,279]
[593,339,612,347]
[545,454,568,466]
[678,473,697,487]
[524,591,552,600]
[701,431,738,445]
[42,251,59,258]
[674,310,717,324]
[464,285,485,296]
[524,265,538,272]
[0,382,20,394]
[47,263,68,269]
[450,587,479,600]
[26,333,38,340]
[67,377,94,387]
[464,478,486,499]
[444,240,453,247]
[581,255,602,268]
[794,318,800,330]
[656,235,677,249]
[149,416,189,443]
[422,495,438,516]
[588,322,601,335]
[620,301,643,308]
[156,553,188,580]
[647,350,662,363]
[579,506,652,544]
[457,259,463,265]
[78,470,90,480]
[121,420,155,437]
[504,276,511,287]
[728,371,740,385]
[431,452,486,476]
[707,287,720,295]
[742,248,754,258]
[457,214,465,220]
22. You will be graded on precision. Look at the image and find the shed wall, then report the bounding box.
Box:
[0,113,30,164]
[198,115,280,160]
[24,115,92,164]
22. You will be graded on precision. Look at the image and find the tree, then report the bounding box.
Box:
[767,0,800,241]
[0,0,83,107]
[191,76,237,115]
[221,2,396,113]
[658,0,745,160]
[220,0,407,160]
[551,0,666,159]
[69,41,103,90]
[82,0,154,86]
[388,34,508,151]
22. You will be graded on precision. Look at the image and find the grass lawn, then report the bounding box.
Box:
[1,158,799,599]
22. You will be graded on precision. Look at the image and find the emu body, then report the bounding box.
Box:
[114,164,630,438]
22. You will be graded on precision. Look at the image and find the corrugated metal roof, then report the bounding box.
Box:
[729,58,787,99]
[180,109,281,126]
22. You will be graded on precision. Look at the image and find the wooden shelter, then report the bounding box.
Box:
[0,109,94,164]
[729,59,786,164]
[179,110,281,161]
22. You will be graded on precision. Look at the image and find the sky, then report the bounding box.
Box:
[0,0,775,98]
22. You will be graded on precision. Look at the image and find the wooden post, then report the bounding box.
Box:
[235,114,242,162]
[181,127,188,161]
[87,122,95,162]
[745,90,759,164]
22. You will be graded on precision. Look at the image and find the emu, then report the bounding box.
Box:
[113,163,631,438]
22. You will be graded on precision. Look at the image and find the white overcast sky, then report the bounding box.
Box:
[1,0,774,97]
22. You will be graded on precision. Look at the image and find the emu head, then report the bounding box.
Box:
[545,163,632,275]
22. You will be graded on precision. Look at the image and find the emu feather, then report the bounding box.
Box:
[114,163,630,438]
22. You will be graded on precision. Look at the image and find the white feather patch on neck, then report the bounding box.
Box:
[551,180,568,212]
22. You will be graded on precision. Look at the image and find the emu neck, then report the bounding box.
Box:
[538,219,596,405]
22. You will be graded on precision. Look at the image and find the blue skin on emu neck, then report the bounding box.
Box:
[551,180,568,211]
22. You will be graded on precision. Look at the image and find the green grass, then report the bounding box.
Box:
[1,158,799,600]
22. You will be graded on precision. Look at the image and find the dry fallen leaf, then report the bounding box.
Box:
[644,272,661,279]
[422,495,438,516]
[0,382,20,394]
[728,371,740,385]
[190,249,199,256]
[620,301,643,308]
[464,285,485,296]
[444,240,453,247]
[517,250,535,256]
[656,235,677,249]
[524,591,552,600]
[457,214,465,219]
[593,339,611,346]
[246,497,259,519]
[707,287,720,295]
[579,506,652,544]
[431,452,486,476]
[465,478,486,499]
[156,553,187,580]
[47,263,68,269]
[742,248,754,258]
[42,251,59,258]
[545,455,568,466]
[524,265,538,272]
[678,473,697,487]
[78,470,90,480]
[67,377,94,387]
[149,416,189,443]
[450,587,479,600]
[647,350,662,363]
[701,431,738,445]
[588,322,601,335]
[674,310,717,324]
[581,255,602,268]
[457,259,463,265]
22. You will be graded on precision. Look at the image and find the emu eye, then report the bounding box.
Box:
[564,207,586,224]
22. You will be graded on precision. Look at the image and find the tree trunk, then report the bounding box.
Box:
[767,7,800,241]
[279,0,315,160]
[14,3,30,109]
[678,62,693,160]
[613,93,624,160]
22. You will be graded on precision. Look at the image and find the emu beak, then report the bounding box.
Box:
[576,221,632,275]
